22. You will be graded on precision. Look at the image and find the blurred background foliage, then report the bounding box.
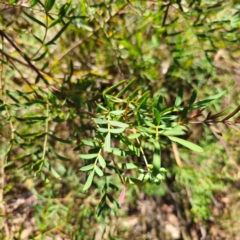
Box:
[0,0,240,239]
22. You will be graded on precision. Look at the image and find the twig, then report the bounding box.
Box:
[49,85,96,118]
[0,30,45,81]
[56,3,129,62]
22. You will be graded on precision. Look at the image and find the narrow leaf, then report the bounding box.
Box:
[168,136,203,152]
[110,121,129,128]
[116,79,135,98]
[80,164,94,171]
[104,132,111,152]
[98,155,106,168]
[154,108,161,125]
[83,170,95,191]
[110,128,125,134]
[49,148,70,161]
[23,10,46,28]
[79,153,98,159]
[31,0,38,7]
[153,141,161,170]
[103,80,125,95]
[82,140,101,147]
[95,165,103,177]
[189,89,197,105]
[49,133,74,144]
[45,0,55,12]
[93,118,108,124]
[118,163,141,169]
[174,84,183,107]
[46,20,71,45]
[97,128,108,133]
[128,133,141,139]
[110,110,125,116]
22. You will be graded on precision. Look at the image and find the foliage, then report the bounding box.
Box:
[0,0,240,239]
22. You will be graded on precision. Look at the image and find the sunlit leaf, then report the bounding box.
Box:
[93,118,108,124]
[80,164,94,171]
[79,153,98,159]
[98,155,106,168]
[168,136,203,152]
[110,128,125,133]
[95,165,103,176]
[104,132,111,152]
[109,121,129,128]
[153,141,161,170]
[83,170,95,191]
[154,108,161,125]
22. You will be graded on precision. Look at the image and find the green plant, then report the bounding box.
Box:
[1,0,240,239]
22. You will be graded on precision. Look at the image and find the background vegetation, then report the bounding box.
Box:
[0,0,240,239]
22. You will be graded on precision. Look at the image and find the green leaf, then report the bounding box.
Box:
[179,106,189,122]
[32,159,44,172]
[110,121,128,128]
[97,128,108,133]
[154,108,161,125]
[23,10,46,28]
[33,50,48,61]
[174,84,183,107]
[110,128,125,134]
[116,79,135,98]
[128,87,141,100]
[32,32,43,44]
[118,162,141,169]
[128,133,141,139]
[45,0,55,12]
[136,91,150,103]
[110,110,125,116]
[98,155,106,168]
[161,115,178,120]
[104,132,111,152]
[107,194,120,208]
[160,129,186,136]
[111,148,133,156]
[95,165,103,176]
[83,170,95,191]
[189,89,197,105]
[103,80,125,95]
[168,136,203,152]
[58,2,71,17]
[82,140,101,147]
[93,118,108,124]
[31,0,39,7]
[96,103,108,111]
[80,164,94,171]
[192,91,226,109]
[79,153,98,159]
[47,163,61,178]
[49,16,62,29]
[153,141,161,170]
[49,133,75,144]
[48,148,70,161]
[14,116,47,121]
[46,20,71,45]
